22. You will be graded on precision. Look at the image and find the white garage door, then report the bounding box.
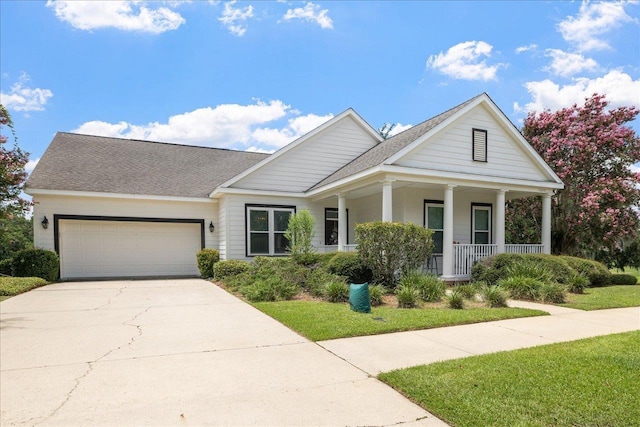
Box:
[59,220,201,279]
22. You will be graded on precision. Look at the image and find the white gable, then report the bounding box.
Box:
[231,115,380,192]
[393,104,552,182]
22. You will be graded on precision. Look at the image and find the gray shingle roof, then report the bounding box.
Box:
[308,94,483,191]
[26,133,269,198]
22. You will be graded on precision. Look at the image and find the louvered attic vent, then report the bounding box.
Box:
[472,128,487,162]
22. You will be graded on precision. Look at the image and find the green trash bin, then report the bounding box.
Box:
[349,282,371,313]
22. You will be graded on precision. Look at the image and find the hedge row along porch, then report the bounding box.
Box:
[26,93,563,280]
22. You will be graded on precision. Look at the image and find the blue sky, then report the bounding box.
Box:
[1,1,639,175]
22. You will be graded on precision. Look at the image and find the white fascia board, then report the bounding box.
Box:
[26,188,216,203]
[211,108,383,196]
[209,187,307,199]
[380,165,565,191]
[305,166,382,199]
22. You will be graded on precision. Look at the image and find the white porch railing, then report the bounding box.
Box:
[317,244,358,253]
[453,244,497,276]
[505,244,544,254]
[453,243,546,277]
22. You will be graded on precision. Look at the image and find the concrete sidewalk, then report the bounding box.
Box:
[319,302,640,375]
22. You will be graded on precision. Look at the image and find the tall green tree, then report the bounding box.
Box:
[0,216,33,261]
[1,104,31,219]
[506,94,640,257]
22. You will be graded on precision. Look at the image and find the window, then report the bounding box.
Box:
[472,204,492,244]
[424,201,444,254]
[324,208,349,245]
[472,128,487,162]
[246,205,295,256]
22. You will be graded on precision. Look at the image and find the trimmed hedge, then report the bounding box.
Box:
[0,258,13,276]
[11,249,59,282]
[196,249,220,278]
[214,259,252,280]
[326,252,373,284]
[559,256,611,287]
[611,274,638,286]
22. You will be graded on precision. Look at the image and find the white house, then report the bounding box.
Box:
[26,93,563,281]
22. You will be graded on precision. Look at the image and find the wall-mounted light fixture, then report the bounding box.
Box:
[209,221,215,232]
[41,216,49,229]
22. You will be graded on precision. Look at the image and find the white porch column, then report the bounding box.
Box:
[542,193,552,254]
[338,193,347,252]
[442,185,455,279]
[496,189,507,254]
[381,179,394,222]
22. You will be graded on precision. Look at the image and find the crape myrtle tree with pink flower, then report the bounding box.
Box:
[0,104,31,219]
[506,94,640,266]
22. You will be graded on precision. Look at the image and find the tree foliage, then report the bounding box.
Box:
[355,221,433,288]
[506,94,640,258]
[0,216,33,261]
[285,209,315,256]
[378,123,397,140]
[0,104,31,219]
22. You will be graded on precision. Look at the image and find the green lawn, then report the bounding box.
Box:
[0,277,48,301]
[252,301,547,341]
[561,285,640,310]
[379,331,640,427]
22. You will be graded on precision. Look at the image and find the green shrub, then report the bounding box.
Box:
[446,289,465,309]
[400,272,445,303]
[560,256,611,287]
[456,283,478,300]
[369,284,387,306]
[566,274,589,294]
[396,284,420,308]
[306,268,342,297]
[0,258,13,276]
[285,209,315,256]
[12,249,59,281]
[0,276,48,296]
[471,253,577,285]
[316,252,338,267]
[480,284,508,308]
[525,254,575,284]
[498,276,543,301]
[538,282,566,303]
[323,280,349,303]
[506,260,554,283]
[214,259,252,280]
[241,276,299,302]
[196,249,219,278]
[356,221,433,288]
[611,274,638,286]
[292,253,323,266]
[327,252,373,284]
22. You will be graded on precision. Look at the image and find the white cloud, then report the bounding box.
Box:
[518,70,640,113]
[218,1,253,36]
[388,123,412,137]
[544,49,600,77]
[251,113,334,148]
[46,1,185,33]
[426,41,506,81]
[515,44,538,54]
[0,74,53,112]
[71,100,333,151]
[25,157,40,174]
[282,2,333,29]
[557,1,637,51]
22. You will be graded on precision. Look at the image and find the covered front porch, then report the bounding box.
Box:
[311,172,557,280]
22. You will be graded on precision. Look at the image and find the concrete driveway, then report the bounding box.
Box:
[0,279,444,426]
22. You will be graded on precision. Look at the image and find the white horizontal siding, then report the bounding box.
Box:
[32,194,217,252]
[395,105,549,182]
[232,116,378,192]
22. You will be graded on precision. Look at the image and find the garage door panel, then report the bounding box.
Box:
[59,220,201,279]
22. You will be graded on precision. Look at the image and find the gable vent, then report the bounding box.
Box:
[472,128,487,162]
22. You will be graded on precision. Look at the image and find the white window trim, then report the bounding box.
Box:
[472,205,492,244]
[246,205,295,256]
[424,201,444,255]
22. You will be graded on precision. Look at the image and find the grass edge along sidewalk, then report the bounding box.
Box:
[379,331,640,427]
[252,300,547,341]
